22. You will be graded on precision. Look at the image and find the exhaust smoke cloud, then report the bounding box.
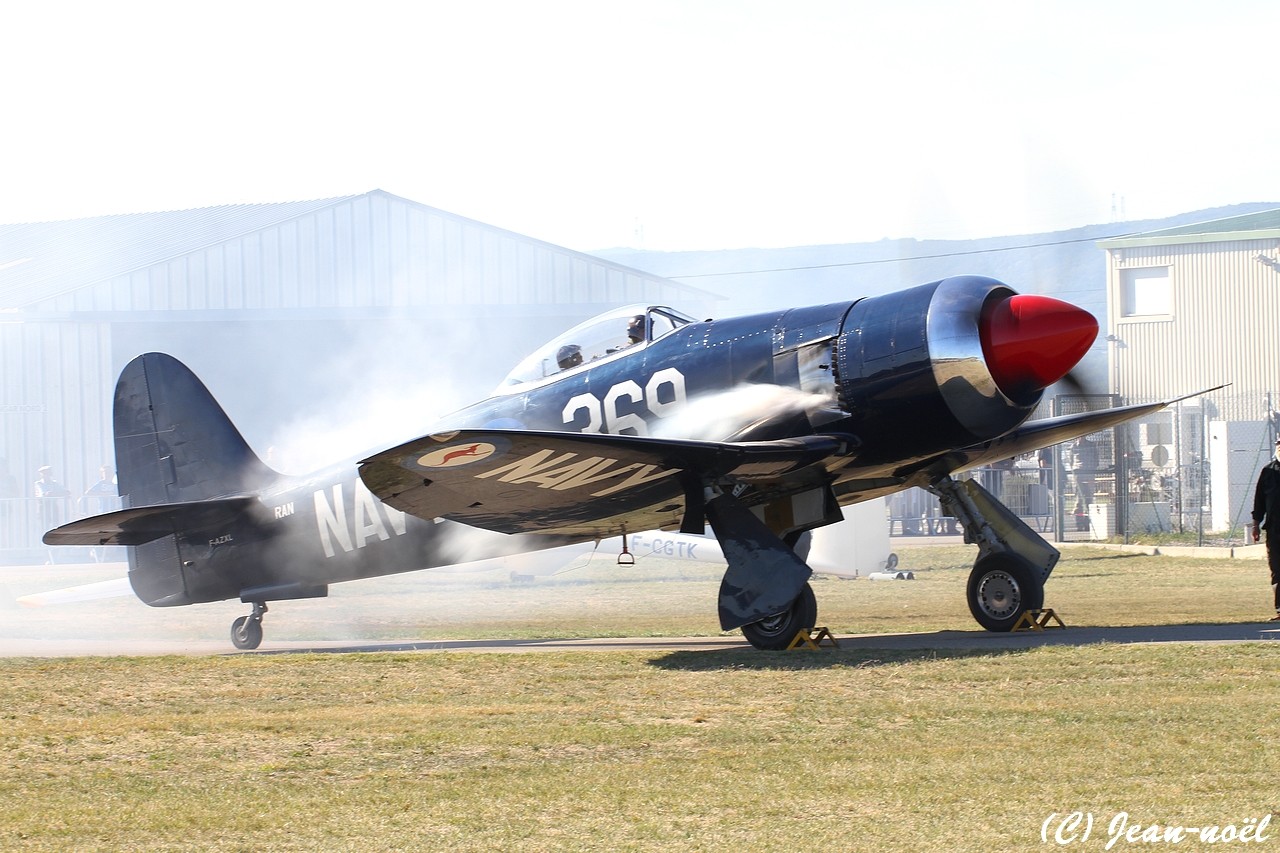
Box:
[654,383,843,442]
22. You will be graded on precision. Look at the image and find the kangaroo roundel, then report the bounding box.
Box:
[418,442,499,468]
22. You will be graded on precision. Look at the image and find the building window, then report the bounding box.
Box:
[1120,267,1171,317]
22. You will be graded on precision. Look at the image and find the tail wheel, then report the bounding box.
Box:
[740,583,818,650]
[966,553,1044,632]
[231,616,263,650]
[231,602,268,650]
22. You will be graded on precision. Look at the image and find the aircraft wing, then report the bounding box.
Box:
[360,389,1220,539]
[359,429,854,537]
[943,387,1227,474]
[42,497,260,546]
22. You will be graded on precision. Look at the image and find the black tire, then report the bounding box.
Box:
[231,615,264,650]
[740,583,818,650]
[966,553,1044,632]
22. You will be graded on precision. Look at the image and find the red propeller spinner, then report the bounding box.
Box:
[979,294,1098,397]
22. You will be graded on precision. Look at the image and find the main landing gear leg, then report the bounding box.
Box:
[704,490,818,650]
[231,602,268,650]
[928,475,1056,633]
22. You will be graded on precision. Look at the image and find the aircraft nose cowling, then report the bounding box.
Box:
[833,275,1093,458]
[979,294,1098,399]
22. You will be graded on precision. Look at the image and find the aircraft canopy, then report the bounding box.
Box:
[498,304,697,388]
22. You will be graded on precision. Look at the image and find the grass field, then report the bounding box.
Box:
[2,544,1279,851]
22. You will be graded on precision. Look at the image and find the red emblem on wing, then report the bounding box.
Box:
[417,441,498,469]
[442,444,483,464]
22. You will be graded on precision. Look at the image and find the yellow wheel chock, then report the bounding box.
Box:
[1010,608,1066,632]
[786,626,840,650]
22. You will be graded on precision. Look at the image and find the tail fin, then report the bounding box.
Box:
[113,353,278,607]
[114,353,276,507]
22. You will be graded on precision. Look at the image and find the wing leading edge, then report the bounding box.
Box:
[942,386,1229,476]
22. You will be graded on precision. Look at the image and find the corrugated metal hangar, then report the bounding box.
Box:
[0,190,719,557]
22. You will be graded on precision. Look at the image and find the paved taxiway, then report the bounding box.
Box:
[2,623,1276,659]
[225,622,1280,655]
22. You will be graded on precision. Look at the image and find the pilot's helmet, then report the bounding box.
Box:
[556,344,583,370]
[627,314,646,344]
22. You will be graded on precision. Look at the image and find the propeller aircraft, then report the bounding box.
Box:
[43,274,1198,650]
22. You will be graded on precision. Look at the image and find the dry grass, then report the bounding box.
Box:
[2,646,1278,851]
[2,544,1279,851]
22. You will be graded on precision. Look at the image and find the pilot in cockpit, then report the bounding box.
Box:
[556,344,583,371]
[626,314,646,346]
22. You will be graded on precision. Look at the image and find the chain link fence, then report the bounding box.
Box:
[889,389,1280,546]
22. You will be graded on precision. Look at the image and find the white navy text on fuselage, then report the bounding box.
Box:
[314,480,408,558]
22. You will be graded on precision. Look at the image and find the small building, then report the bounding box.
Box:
[1098,208,1280,415]
[0,190,719,557]
[1098,209,1280,534]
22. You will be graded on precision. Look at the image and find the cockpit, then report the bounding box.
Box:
[498,304,698,388]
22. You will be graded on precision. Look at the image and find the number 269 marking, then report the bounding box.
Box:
[561,367,686,436]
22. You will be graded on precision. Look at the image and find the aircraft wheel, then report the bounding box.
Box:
[231,615,264,650]
[966,553,1044,632]
[740,583,817,650]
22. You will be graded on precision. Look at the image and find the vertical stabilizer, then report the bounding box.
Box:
[114,352,275,507]
[114,353,277,606]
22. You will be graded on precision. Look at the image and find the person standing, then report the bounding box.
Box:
[34,464,71,531]
[1070,436,1099,531]
[0,458,19,547]
[1249,437,1280,621]
[1037,445,1055,487]
[81,464,118,514]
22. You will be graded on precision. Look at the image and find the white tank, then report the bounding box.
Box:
[807,497,893,578]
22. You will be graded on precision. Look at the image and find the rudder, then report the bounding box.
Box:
[114,353,276,607]
[114,352,275,507]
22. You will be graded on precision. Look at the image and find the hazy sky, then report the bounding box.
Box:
[3,0,1277,251]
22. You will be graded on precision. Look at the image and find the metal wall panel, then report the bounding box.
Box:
[1107,236,1280,423]
[0,321,113,555]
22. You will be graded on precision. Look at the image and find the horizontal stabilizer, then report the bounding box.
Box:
[42,497,259,546]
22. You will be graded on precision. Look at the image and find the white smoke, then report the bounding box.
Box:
[653,383,843,442]
[260,315,507,474]
[431,522,545,565]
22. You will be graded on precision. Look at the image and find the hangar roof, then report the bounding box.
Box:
[1097,207,1280,249]
[0,194,364,308]
[0,189,710,310]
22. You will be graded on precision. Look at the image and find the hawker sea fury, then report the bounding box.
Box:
[44,275,1210,649]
